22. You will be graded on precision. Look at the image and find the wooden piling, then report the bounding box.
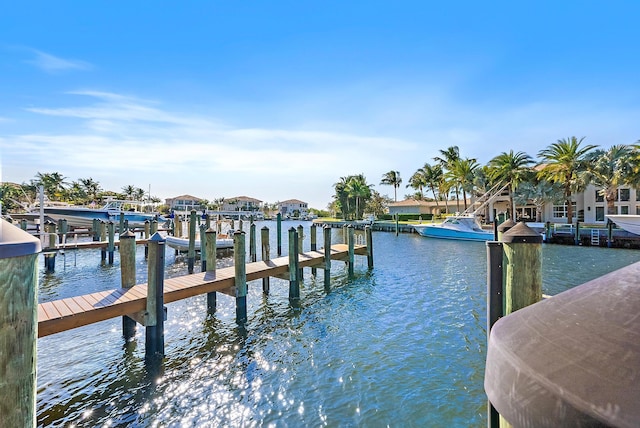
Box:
[151,219,158,236]
[175,215,182,238]
[20,219,28,230]
[205,228,217,314]
[297,224,304,280]
[365,225,373,269]
[289,227,300,300]
[188,210,196,274]
[199,225,207,271]
[250,223,257,262]
[107,221,115,264]
[119,230,137,340]
[395,213,399,236]
[608,220,613,248]
[310,224,317,276]
[238,219,243,232]
[205,213,211,230]
[119,212,125,234]
[574,221,581,245]
[0,220,41,428]
[144,220,151,259]
[486,240,504,428]
[347,225,355,277]
[323,226,331,291]
[44,221,57,272]
[100,221,107,262]
[234,231,247,323]
[146,233,165,360]
[501,222,543,314]
[277,213,282,256]
[57,219,67,244]
[261,226,270,294]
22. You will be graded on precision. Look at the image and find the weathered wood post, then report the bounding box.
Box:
[92,219,100,242]
[0,220,41,428]
[188,210,197,274]
[496,219,515,242]
[119,212,125,235]
[365,225,374,269]
[44,221,57,272]
[151,219,158,236]
[297,224,304,280]
[261,226,270,294]
[249,223,257,262]
[20,219,28,231]
[230,218,235,231]
[100,221,107,262]
[277,213,282,256]
[107,221,116,264]
[289,227,300,300]
[199,224,207,271]
[234,230,247,323]
[119,230,137,340]
[205,228,217,314]
[124,219,129,232]
[238,219,244,232]
[607,219,614,248]
[395,213,399,236]
[175,215,182,238]
[57,219,68,244]
[486,240,504,428]
[216,216,222,235]
[144,220,151,259]
[574,220,581,246]
[146,232,165,360]
[347,224,355,277]
[205,213,211,230]
[501,222,543,314]
[544,221,551,243]
[323,226,331,291]
[310,224,317,276]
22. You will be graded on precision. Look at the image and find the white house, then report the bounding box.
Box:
[278,199,309,218]
[222,196,262,212]
[165,195,205,212]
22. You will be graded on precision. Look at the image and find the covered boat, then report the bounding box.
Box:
[606,214,640,236]
[165,234,234,252]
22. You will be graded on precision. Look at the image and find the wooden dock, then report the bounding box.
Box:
[37,244,367,337]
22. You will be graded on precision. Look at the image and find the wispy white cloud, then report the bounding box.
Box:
[26,49,92,73]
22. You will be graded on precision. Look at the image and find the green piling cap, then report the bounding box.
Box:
[149,232,166,242]
[501,222,543,244]
[497,219,516,233]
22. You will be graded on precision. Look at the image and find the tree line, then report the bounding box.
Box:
[331,137,640,223]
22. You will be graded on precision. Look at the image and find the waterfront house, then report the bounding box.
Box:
[278,199,309,218]
[222,196,262,212]
[165,195,205,212]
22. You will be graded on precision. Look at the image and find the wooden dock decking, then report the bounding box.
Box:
[37,244,367,337]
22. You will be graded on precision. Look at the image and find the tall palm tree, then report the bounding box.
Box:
[333,176,352,219]
[78,177,102,202]
[447,157,479,210]
[488,150,534,219]
[420,163,443,208]
[538,137,597,224]
[380,171,402,201]
[434,146,461,209]
[585,145,637,215]
[34,172,69,201]
[121,185,136,200]
[406,171,427,199]
[346,174,373,219]
[514,180,564,222]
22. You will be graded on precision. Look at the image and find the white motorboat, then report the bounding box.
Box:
[165,234,234,252]
[605,215,640,236]
[413,215,494,241]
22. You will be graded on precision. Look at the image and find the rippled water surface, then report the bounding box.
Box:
[35,222,640,427]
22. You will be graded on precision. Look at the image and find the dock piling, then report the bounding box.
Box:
[297,224,304,280]
[289,227,300,300]
[120,230,137,340]
[250,223,257,262]
[188,210,196,274]
[323,226,331,291]
[144,220,150,259]
[347,225,355,277]
[365,225,374,269]
[486,240,504,428]
[44,221,57,272]
[205,228,217,314]
[234,231,247,323]
[277,213,282,256]
[261,226,270,294]
[146,233,166,360]
[199,224,207,271]
[310,224,317,276]
[100,221,107,262]
[107,221,115,264]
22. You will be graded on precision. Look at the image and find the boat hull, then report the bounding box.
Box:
[165,236,234,252]
[30,207,164,229]
[606,215,640,236]
[413,224,494,241]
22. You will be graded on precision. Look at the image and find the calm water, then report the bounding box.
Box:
[34,222,640,427]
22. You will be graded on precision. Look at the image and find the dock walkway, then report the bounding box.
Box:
[38,244,367,337]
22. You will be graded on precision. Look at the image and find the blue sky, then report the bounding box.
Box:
[1,1,639,209]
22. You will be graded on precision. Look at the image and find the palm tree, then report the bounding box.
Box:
[406,171,426,199]
[333,176,352,219]
[78,177,102,203]
[380,171,402,202]
[121,185,136,200]
[434,146,461,209]
[488,150,534,219]
[346,174,373,219]
[34,172,69,201]
[538,137,597,224]
[514,180,564,222]
[447,157,479,210]
[420,163,443,208]
[585,145,637,215]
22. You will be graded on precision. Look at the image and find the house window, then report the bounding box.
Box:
[636,189,640,201]
[595,190,604,203]
[636,206,640,215]
[620,189,630,202]
[552,202,576,219]
[596,206,605,221]
[621,205,629,215]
